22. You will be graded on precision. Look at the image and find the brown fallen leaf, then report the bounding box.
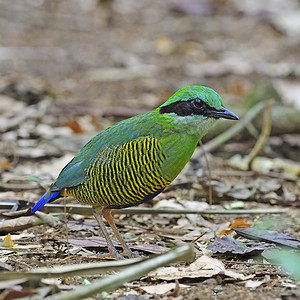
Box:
[219,219,251,236]
[0,158,11,171]
[0,286,35,299]
[149,255,253,281]
[67,119,85,134]
[230,219,251,229]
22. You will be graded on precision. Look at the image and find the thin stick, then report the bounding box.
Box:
[31,205,287,215]
[63,190,70,264]
[247,99,273,169]
[199,140,213,206]
[110,208,287,215]
[191,231,206,244]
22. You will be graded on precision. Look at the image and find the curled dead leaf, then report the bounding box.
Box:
[149,255,253,281]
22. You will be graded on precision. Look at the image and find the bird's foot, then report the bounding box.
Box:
[108,246,127,260]
[95,249,125,260]
[96,248,140,259]
[121,249,141,258]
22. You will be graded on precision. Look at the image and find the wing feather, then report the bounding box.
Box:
[51,114,155,191]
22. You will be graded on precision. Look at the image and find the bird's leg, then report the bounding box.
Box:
[102,209,138,258]
[92,207,124,259]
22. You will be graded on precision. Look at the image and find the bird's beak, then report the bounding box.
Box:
[210,107,239,120]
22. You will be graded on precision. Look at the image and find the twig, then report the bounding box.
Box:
[63,193,71,265]
[247,99,273,169]
[113,208,286,215]
[24,205,287,216]
[191,232,206,244]
[199,140,213,205]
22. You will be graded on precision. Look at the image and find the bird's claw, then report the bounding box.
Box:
[95,250,125,260]
[121,249,141,258]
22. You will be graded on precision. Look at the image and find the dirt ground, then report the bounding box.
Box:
[0,1,300,299]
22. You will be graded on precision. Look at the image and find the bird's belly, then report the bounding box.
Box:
[63,136,173,208]
[65,173,171,208]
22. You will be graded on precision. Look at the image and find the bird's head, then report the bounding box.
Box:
[159,85,239,120]
[158,85,239,136]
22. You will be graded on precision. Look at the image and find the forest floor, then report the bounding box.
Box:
[0,1,299,299]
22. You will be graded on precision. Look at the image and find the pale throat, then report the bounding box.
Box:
[173,115,218,138]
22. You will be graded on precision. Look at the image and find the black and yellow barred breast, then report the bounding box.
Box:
[65,137,171,208]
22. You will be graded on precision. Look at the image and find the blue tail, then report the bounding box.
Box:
[31,191,60,213]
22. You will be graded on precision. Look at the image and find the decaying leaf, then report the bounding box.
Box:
[207,236,267,256]
[234,228,300,249]
[219,219,251,235]
[140,282,189,295]
[149,255,253,281]
[245,275,270,289]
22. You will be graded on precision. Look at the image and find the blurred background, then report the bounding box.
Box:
[1,0,299,108]
[0,1,300,298]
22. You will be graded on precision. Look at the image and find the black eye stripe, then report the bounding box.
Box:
[159,98,216,117]
[159,100,194,116]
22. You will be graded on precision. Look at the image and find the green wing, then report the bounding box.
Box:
[51,113,159,191]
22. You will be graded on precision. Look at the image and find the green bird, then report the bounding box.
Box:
[31,85,238,258]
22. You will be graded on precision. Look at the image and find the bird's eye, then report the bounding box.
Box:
[193,98,203,108]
